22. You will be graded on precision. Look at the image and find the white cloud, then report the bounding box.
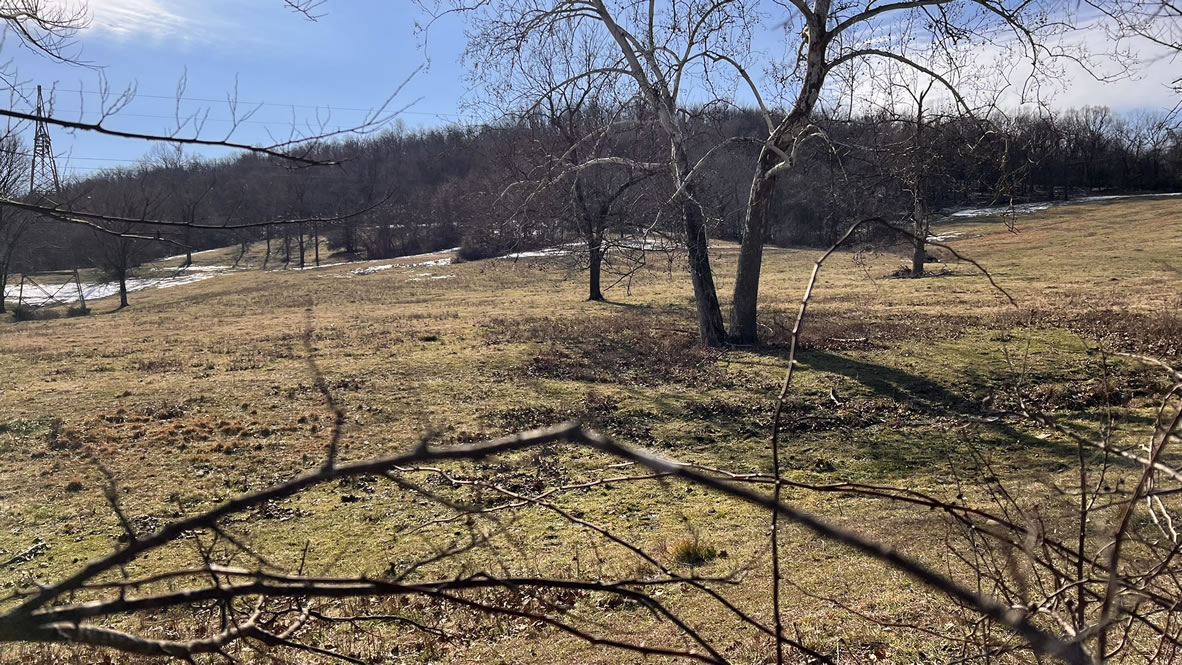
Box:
[823,18,1180,119]
[67,0,242,44]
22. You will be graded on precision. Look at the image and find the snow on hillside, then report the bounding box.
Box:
[3,267,228,306]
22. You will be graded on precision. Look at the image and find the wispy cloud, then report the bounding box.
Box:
[68,0,244,45]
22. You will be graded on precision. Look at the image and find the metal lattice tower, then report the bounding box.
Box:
[29,85,61,202]
[17,84,87,314]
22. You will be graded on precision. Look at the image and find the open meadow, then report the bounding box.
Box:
[2,196,1181,664]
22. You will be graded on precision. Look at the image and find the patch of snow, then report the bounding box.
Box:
[175,265,230,273]
[4,271,221,306]
[160,248,222,262]
[406,272,456,282]
[947,202,1054,218]
[403,258,452,267]
[1079,192,1181,202]
[396,247,460,260]
[943,192,1182,220]
[498,237,677,260]
[352,264,394,275]
[499,247,574,259]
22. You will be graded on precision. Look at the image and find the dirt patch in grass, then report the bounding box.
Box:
[762,309,984,351]
[484,310,730,387]
[993,307,1182,359]
[476,390,660,446]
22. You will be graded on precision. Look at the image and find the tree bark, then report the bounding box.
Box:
[588,232,603,301]
[729,147,779,344]
[681,183,727,347]
[0,264,7,314]
[674,145,726,347]
[911,204,927,278]
[313,221,320,267]
[118,273,128,309]
[727,12,828,345]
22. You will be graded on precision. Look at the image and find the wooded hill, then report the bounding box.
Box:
[11,104,1182,277]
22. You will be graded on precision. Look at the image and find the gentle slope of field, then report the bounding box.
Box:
[1,196,1180,664]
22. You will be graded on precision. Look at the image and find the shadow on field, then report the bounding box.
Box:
[597,299,651,309]
[793,348,1131,468]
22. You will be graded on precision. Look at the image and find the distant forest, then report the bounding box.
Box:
[11,104,1182,276]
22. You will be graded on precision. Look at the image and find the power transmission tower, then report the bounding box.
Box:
[29,85,61,202]
[17,84,87,313]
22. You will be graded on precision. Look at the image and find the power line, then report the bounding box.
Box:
[13,86,466,118]
[46,109,341,128]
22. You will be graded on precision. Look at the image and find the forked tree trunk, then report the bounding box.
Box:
[728,20,828,345]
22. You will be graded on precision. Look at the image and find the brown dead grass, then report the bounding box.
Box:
[0,196,1180,664]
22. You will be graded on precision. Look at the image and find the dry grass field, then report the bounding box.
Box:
[1,195,1181,664]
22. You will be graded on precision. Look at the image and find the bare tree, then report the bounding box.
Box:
[489,23,663,300]
[146,147,218,266]
[1089,0,1182,109]
[0,134,30,313]
[432,0,762,345]
[83,169,164,308]
[727,0,1080,343]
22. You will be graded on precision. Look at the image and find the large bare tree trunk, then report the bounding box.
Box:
[911,201,927,278]
[674,144,726,347]
[681,185,726,347]
[728,147,779,344]
[727,19,828,345]
[587,233,603,302]
[118,274,129,309]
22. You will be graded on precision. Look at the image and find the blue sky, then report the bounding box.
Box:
[8,1,1180,180]
[12,1,474,178]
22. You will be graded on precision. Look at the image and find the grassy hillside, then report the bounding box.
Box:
[1,196,1180,664]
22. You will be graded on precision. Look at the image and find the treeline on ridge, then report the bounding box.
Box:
[10,103,1182,278]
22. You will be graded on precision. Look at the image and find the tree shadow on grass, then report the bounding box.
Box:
[781,348,1139,473]
[596,299,652,309]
